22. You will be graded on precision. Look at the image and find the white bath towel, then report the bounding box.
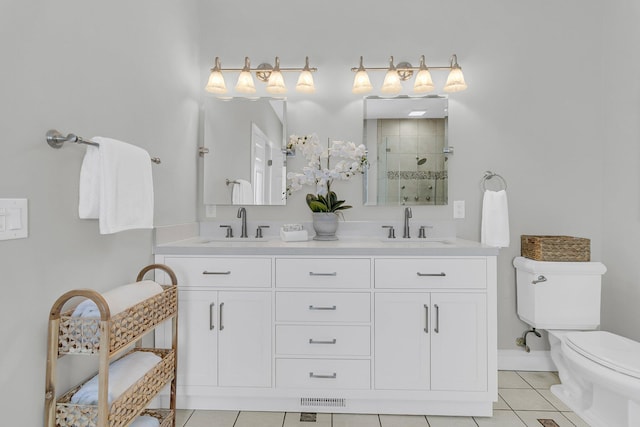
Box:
[78,137,154,234]
[481,189,510,247]
[70,351,161,405]
[232,179,253,204]
[72,280,163,318]
[130,415,160,427]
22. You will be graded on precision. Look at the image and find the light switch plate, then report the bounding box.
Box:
[0,199,28,240]
[453,200,465,219]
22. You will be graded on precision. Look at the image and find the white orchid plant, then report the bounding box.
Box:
[286,134,368,213]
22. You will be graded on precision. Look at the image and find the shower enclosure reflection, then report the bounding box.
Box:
[363,96,449,206]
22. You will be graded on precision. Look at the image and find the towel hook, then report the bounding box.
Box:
[481,170,507,191]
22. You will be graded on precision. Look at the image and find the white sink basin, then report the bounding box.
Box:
[379,238,454,245]
[198,236,276,244]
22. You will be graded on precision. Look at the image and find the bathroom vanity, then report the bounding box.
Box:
[153,237,498,416]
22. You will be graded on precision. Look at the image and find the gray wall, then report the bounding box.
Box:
[601,2,640,342]
[0,1,199,424]
[198,0,609,352]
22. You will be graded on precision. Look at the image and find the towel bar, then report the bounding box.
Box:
[46,129,161,164]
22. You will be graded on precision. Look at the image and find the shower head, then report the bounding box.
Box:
[417,157,427,165]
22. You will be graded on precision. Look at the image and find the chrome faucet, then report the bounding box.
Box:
[403,207,412,238]
[237,207,248,238]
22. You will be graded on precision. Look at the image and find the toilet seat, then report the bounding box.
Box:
[565,331,640,380]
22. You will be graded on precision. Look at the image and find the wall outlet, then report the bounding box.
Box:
[453,200,465,219]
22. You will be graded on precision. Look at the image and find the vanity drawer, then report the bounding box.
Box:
[276,325,370,356]
[276,359,370,390]
[275,258,370,288]
[276,292,370,322]
[163,257,271,287]
[375,258,487,289]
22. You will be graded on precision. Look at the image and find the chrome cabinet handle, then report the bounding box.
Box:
[309,338,337,344]
[417,272,446,277]
[532,275,547,284]
[424,304,429,333]
[434,304,440,333]
[209,302,215,330]
[309,372,337,379]
[309,272,337,276]
[203,271,231,275]
[219,302,225,331]
[308,305,337,311]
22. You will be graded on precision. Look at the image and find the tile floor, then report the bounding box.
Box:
[173,371,590,427]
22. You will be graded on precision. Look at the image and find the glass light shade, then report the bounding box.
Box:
[295,70,315,93]
[444,66,468,93]
[381,69,402,94]
[413,69,434,93]
[352,70,373,94]
[205,70,227,94]
[266,70,287,94]
[235,70,256,94]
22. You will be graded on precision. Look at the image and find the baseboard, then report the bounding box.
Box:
[498,349,557,371]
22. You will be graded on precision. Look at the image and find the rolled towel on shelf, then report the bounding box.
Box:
[130,415,160,427]
[70,351,162,405]
[72,280,163,318]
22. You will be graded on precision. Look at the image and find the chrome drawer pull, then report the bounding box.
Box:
[203,271,231,275]
[309,372,337,379]
[209,302,215,330]
[219,302,225,331]
[309,338,337,344]
[308,305,337,311]
[424,304,429,333]
[532,275,547,284]
[309,272,337,276]
[434,304,440,333]
[417,272,446,277]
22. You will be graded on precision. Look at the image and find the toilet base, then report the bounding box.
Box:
[549,331,640,427]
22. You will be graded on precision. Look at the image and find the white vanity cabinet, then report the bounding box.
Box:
[156,257,272,396]
[154,240,497,416]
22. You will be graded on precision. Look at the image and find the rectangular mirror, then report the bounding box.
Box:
[363,95,449,206]
[203,97,287,205]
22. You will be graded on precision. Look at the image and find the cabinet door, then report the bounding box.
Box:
[374,293,430,390]
[218,291,272,387]
[177,290,218,387]
[430,293,487,391]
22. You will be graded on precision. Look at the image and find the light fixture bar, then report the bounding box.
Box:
[351,54,467,94]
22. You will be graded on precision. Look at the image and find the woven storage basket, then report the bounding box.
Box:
[521,235,590,262]
[57,285,178,357]
[55,348,175,427]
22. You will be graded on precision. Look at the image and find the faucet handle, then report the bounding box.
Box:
[418,225,433,239]
[220,225,233,238]
[382,225,396,239]
[255,225,270,238]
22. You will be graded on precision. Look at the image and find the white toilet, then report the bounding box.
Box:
[514,256,640,427]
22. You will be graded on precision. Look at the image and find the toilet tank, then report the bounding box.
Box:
[513,257,607,330]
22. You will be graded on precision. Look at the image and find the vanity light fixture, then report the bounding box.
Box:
[351,54,467,94]
[205,56,317,95]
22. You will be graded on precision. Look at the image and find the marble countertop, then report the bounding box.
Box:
[154,236,499,257]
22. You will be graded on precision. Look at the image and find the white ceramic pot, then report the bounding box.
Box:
[312,212,339,241]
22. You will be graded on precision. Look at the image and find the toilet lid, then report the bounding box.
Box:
[565,331,640,379]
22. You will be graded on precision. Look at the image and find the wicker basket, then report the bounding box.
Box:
[521,235,590,262]
[55,348,175,427]
[57,285,178,357]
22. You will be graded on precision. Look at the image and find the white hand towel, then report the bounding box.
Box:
[79,145,101,219]
[72,280,163,318]
[78,137,154,234]
[232,179,253,204]
[70,351,162,405]
[481,189,510,247]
